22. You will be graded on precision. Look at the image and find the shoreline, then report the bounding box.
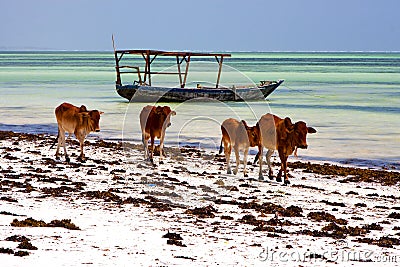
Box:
[1,130,400,266]
[1,127,398,172]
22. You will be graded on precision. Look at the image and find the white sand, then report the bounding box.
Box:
[0,133,399,266]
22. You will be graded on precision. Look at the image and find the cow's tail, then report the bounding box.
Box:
[218,138,223,154]
[50,129,59,149]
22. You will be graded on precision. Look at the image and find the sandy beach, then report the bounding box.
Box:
[0,130,399,266]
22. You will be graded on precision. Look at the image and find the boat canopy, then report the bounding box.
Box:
[113,47,231,88]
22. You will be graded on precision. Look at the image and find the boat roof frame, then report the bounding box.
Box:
[115,49,231,58]
[114,47,232,88]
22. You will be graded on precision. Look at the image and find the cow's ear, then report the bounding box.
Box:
[170,110,176,116]
[307,127,317,134]
[241,120,249,129]
[99,111,104,115]
[284,117,294,132]
[79,105,87,112]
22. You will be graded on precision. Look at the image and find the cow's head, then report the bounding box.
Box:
[293,121,316,149]
[80,110,103,132]
[241,120,261,147]
[155,106,176,128]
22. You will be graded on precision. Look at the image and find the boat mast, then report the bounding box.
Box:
[112,35,122,86]
[182,56,191,88]
[215,55,225,89]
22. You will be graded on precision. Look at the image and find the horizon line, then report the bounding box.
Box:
[1,49,400,53]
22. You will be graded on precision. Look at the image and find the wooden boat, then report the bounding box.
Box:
[113,41,283,102]
[116,81,283,102]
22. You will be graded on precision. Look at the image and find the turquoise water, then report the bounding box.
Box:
[0,51,399,169]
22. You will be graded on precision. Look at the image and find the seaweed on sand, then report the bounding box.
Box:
[11,218,80,230]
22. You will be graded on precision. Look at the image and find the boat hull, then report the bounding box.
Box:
[116,80,283,102]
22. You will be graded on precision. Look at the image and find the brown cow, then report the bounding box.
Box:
[54,102,103,162]
[257,113,316,184]
[219,118,262,177]
[139,105,176,164]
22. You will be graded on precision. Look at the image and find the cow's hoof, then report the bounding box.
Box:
[149,159,156,167]
[227,170,232,175]
[244,173,248,178]
[65,157,70,163]
[258,175,264,181]
[159,160,164,164]
[55,156,60,160]
[233,170,238,175]
[284,180,290,185]
[276,177,282,183]
[269,175,274,180]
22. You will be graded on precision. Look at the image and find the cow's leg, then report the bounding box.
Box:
[60,130,70,162]
[243,147,249,177]
[276,150,285,183]
[282,156,290,185]
[149,136,155,165]
[224,140,232,174]
[74,132,86,162]
[276,163,283,183]
[142,133,149,160]
[159,132,166,163]
[266,149,274,179]
[233,145,240,175]
[55,127,62,160]
[79,137,86,161]
[258,145,263,180]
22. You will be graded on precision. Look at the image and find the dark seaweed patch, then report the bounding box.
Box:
[14,250,29,257]
[238,214,263,226]
[282,205,303,217]
[0,196,18,203]
[320,222,368,239]
[185,205,216,218]
[307,211,348,225]
[17,241,37,250]
[362,223,383,231]
[0,247,14,254]
[163,232,186,247]
[162,232,183,240]
[81,190,121,202]
[41,186,78,197]
[5,235,30,242]
[239,201,285,214]
[11,218,80,230]
[388,212,400,219]
[321,200,346,207]
[356,236,400,248]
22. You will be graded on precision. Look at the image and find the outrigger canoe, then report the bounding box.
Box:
[116,81,284,102]
[113,40,283,102]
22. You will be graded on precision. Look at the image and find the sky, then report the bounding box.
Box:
[0,0,399,51]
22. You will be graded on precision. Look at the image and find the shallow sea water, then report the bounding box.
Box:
[0,51,399,169]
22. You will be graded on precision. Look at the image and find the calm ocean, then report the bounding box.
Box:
[0,51,399,169]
